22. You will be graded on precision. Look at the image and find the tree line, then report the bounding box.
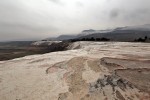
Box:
[134,36,149,42]
[70,37,110,42]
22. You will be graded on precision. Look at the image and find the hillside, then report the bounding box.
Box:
[77,30,150,42]
[0,41,72,61]
[0,41,150,100]
[46,24,150,42]
[76,24,150,42]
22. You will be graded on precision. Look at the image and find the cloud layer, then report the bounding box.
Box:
[0,0,150,41]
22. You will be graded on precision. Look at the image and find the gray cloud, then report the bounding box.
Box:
[0,0,150,41]
[119,8,150,25]
[0,22,58,41]
[110,9,120,19]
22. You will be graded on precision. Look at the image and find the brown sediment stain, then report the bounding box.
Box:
[87,65,150,100]
[116,90,125,100]
[0,78,2,83]
[135,93,140,98]
[104,97,108,100]
[46,61,65,74]
[120,54,150,60]
[38,64,51,68]
[64,57,89,100]
[58,92,72,100]
[46,67,59,74]
[101,57,150,69]
[87,59,102,72]
[139,93,150,100]
[28,59,46,64]
[100,57,150,95]
[100,57,124,71]
[57,57,103,100]
[62,71,72,81]
[116,68,150,93]
[127,97,133,100]
[55,56,150,100]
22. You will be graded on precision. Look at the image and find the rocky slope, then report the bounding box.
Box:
[0,42,150,100]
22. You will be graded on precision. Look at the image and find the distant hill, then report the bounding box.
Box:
[77,29,113,37]
[45,24,150,42]
[46,35,77,41]
[74,24,150,42]
[114,24,150,31]
[77,30,150,42]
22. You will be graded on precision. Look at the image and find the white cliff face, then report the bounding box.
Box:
[0,42,150,100]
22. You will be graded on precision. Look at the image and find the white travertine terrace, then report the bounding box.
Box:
[0,42,150,100]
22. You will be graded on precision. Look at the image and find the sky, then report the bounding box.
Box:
[0,0,150,41]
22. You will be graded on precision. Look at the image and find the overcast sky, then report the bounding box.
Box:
[0,0,150,41]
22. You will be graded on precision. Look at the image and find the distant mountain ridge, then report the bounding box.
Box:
[46,24,150,42]
[115,24,150,31]
[46,35,77,41]
[77,24,150,42]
